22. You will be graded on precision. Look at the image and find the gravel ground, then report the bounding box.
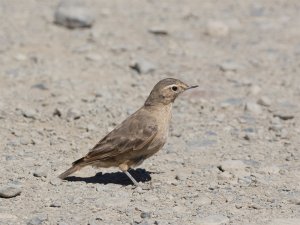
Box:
[0,0,300,224]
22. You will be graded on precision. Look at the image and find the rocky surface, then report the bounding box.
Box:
[0,0,299,224]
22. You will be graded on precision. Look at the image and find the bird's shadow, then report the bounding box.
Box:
[65,168,152,186]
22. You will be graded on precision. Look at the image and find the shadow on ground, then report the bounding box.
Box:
[65,168,152,186]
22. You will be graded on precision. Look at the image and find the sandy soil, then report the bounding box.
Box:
[0,0,300,224]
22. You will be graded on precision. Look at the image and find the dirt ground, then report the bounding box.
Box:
[0,0,300,224]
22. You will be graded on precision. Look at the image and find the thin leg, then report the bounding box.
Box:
[124,170,140,186]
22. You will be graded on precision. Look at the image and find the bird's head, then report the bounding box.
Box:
[145,78,198,106]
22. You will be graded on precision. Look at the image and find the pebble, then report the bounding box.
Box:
[288,192,300,205]
[33,168,47,178]
[261,166,280,174]
[57,222,69,225]
[219,160,247,172]
[218,170,234,180]
[135,186,144,194]
[273,113,294,120]
[130,59,156,74]
[218,60,242,72]
[269,117,283,132]
[21,108,38,119]
[67,108,82,120]
[220,98,243,109]
[20,138,32,145]
[53,108,62,117]
[148,27,168,35]
[54,0,95,29]
[175,172,189,181]
[0,184,22,198]
[206,21,229,37]
[257,96,271,106]
[50,178,62,186]
[279,129,289,139]
[0,213,18,221]
[196,214,229,225]
[194,196,212,206]
[31,83,48,90]
[85,53,102,62]
[268,218,300,225]
[140,212,151,219]
[27,214,48,225]
[249,85,262,95]
[245,102,263,114]
[14,53,27,61]
[50,201,61,208]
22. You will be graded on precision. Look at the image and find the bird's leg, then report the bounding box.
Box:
[124,170,140,186]
[119,163,140,186]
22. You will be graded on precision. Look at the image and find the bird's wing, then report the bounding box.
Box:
[82,111,158,162]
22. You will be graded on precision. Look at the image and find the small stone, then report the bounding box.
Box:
[269,218,300,225]
[53,108,62,117]
[54,0,95,29]
[67,108,81,120]
[14,53,27,61]
[86,124,97,132]
[196,214,229,225]
[206,21,229,37]
[50,178,62,186]
[49,202,61,208]
[218,61,242,72]
[21,108,38,119]
[261,166,280,174]
[0,213,18,221]
[85,54,102,62]
[269,117,283,132]
[238,176,254,186]
[33,168,47,178]
[148,27,168,35]
[219,160,247,172]
[257,96,271,106]
[280,129,289,139]
[195,196,212,206]
[235,204,243,209]
[288,193,300,205]
[274,113,294,120]
[135,186,144,194]
[20,138,31,145]
[31,83,48,90]
[175,173,188,181]
[140,212,151,219]
[0,185,22,198]
[249,85,262,95]
[137,221,150,225]
[218,171,234,180]
[248,203,261,209]
[130,59,156,74]
[57,222,69,225]
[245,102,263,114]
[220,98,243,108]
[27,214,48,225]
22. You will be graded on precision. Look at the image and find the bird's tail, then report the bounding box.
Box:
[58,157,85,179]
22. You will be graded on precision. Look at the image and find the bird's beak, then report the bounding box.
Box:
[185,85,198,90]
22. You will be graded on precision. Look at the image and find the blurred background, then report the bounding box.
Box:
[0,0,299,224]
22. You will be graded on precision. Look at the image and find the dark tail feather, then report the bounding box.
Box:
[58,157,85,179]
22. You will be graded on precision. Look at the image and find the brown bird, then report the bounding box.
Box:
[58,78,198,186]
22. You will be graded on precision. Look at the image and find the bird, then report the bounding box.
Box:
[58,78,198,186]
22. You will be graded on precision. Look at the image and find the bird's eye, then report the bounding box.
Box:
[171,86,178,92]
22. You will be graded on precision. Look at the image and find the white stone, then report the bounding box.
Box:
[206,21,229,37]
[196,214,229,225]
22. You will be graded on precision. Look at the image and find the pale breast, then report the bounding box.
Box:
[147,103,172,153]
